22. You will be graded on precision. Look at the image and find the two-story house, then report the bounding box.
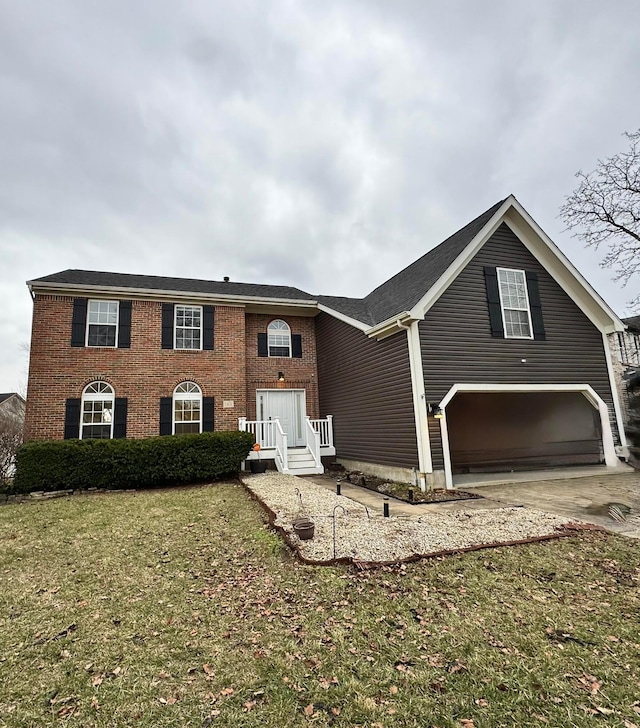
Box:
[25,195,628,488]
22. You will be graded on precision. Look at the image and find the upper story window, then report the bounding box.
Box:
[175,305,202,350]
[87,300,119,347]
[81,381,114,439]
[173,381,202,434]
[267,319,291,357]
[497,268,533,339]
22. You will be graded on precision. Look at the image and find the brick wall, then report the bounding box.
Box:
[25,295,248,440]
[25,296,323,442]
[245,313,319,419]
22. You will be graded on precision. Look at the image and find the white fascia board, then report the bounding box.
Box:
[316,303,370,332]
[502,200,625,333]
[408,197,515,320]
[27,280,319,310]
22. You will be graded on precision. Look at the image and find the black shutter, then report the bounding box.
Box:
[292,334,302,358]
[64,398,81,439]
[257,333,268,357]
[203,397,215,432]
[203,306,215,350]
[159,397,172,435]
[113,398,128,438]
[161,304,174,349]
[71,298,87,347]
[117,301,132,348]
[483,267,504,338]
[526,271,546,340]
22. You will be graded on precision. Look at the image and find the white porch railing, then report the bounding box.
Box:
[238,418,276,448]
[239,415,334,450]
[274,419,288,472]
[309,415,334,448]
[305,417,321,470]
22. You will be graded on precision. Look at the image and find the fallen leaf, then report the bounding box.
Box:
[390,685,399,695]
[304,704,314,716]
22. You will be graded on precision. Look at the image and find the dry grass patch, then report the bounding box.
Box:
[1,483,639,727]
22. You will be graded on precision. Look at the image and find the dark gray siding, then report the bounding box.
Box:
[420,223,616,470]
[316,312,419,469]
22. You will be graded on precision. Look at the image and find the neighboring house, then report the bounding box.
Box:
[610,315,640,433]
[25,195,628,488]
[0,393,26,422]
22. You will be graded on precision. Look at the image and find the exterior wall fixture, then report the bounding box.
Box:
[277,371,285,382]
[428,403,444,418]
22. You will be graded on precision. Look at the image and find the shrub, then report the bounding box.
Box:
[12,431,255,494]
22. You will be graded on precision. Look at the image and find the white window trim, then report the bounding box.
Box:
[80,382,115,440]
[174,305,203,351]
[267,319,292,358]
[172,382,202,434]
[85,300,120,348]
[496,267,534,340]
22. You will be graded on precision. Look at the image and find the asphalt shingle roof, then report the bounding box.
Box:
[29,199,507,327]
[0,393,18,404]
[623,315,640,332]
[30,270,315,302]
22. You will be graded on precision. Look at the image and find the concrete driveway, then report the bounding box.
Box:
[463,470,640,538]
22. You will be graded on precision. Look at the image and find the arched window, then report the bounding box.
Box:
[81,382,114,439]
[267,319,291,357]
[173,382,202,434]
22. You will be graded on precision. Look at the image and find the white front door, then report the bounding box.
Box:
[257,390,306,447]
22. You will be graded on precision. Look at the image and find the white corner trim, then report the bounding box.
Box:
[601,331,628,448]
[437,382,620,488]
[405,322,432,487]
[316,303,370,332]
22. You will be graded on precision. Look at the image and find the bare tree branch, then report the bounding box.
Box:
[560,129,640,310]
[0,411,24,487]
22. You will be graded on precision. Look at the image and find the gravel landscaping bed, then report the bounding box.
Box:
[243,471,582,564]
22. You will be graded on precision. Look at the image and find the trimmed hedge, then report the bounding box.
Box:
[12,431,255,494]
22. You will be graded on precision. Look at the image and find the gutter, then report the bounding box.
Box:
[26,280,319,309]
[365,310,415,340]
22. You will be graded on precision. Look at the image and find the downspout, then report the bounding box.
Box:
[397,318,432,491]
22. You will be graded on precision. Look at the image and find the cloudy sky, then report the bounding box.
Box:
[1,0,639,392]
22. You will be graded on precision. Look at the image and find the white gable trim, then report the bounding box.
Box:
[316,303,370,332]
[408,196,625,335]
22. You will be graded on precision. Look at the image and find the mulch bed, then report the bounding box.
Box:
[337,470,483,504]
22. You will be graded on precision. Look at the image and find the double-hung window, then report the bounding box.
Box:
[497,268,533,339]
[173,382,202,434]
[81,382,114,439]
[267,319,291,357]
[87,300,119,347]
[175,305,202,350]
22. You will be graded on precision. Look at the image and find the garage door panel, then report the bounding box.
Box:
[448,392,603,473]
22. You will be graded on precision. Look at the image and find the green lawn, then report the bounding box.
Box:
[1,483,639,728]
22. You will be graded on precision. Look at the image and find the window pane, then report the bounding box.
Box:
[82,424,112,439]
[88,324,116,347]
[504,309,531,338]
[175,422,200,434]
[269,345,290,357]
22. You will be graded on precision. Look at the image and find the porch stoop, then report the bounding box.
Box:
[280,448,325,476]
